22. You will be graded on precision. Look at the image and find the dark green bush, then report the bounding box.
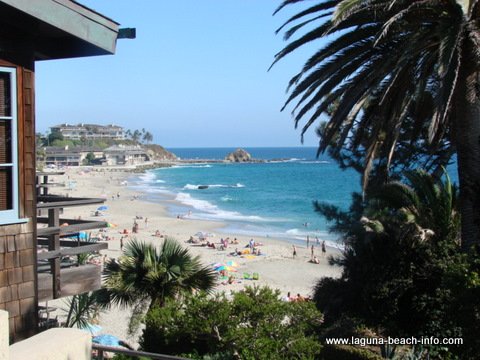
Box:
[141,286,323,359]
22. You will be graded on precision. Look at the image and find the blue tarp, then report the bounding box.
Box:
[93,334,121,347]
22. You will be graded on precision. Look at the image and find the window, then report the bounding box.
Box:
[0,66,20,224]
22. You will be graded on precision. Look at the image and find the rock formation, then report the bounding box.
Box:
[225,148,252,162]
[144,144,178,161]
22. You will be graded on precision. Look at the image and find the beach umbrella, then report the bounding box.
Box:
[211,262,223,268]
[80,323,102,336]
[215,265,237,272]
[226,261,238,267]
[93,334,121,347]
[97,205,108,211]
[106,223,117,228]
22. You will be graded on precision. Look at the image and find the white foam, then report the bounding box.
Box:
[175,192,218,212]
[269,158,305,163]
[170,164,213,169]
[131,185,171,195]
[138,171,156,183]
[174,192,265,222]
[183,183,245,190]
[299,160,330,164]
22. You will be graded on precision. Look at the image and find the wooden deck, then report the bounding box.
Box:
[37,264,103,302]
[36,181,109,301]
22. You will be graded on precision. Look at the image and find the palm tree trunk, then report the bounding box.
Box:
[454,44,480,251]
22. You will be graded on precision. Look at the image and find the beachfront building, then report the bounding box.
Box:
[50,123,125,141]
[42,146,104,167]
[0,0,121,342]
[104,144,150,165]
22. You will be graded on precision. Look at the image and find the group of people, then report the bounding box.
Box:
[292,239,327,261]
[282,292,310,302]
[131,216,148,234]
[191,236,261,254]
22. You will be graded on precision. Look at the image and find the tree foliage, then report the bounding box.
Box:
[273,0,480,249]
[63,292,103,329]
[97,238,217,311]
[312,170,480,358]
[141,286,323,360]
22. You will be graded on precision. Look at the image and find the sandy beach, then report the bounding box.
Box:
[44,166,342,346]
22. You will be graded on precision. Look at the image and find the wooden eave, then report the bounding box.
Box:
[0,0,119,60]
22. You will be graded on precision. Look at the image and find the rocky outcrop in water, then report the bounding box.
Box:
[225,148,252,162]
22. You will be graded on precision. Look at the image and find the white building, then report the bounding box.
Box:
[104,145,150,165]
[50,123,125,140]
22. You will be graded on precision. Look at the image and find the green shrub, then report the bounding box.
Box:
[141,286,323,359]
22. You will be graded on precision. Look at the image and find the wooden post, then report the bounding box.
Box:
[48,208,61,298]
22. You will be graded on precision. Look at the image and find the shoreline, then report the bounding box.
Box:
[45,165,343,346]
[129,165,344,250]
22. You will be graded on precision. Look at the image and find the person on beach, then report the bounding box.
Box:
[311,245,314,260]
[282,292,291,302]
[120,237,124,251]
[306,235,310,248]
[321,241,326,256]
[292,245,297,259]
[144,217,148,228]
[316,236,320,246]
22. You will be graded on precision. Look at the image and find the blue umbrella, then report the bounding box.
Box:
[93,334,121,347]
[97,205,108,211]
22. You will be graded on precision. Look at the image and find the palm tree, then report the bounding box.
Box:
[98,238,216,311]
[368,169,460,244]
[313,170,461,336]
[131,129,142,144]
[142,131,153,144]
[273,0,480,250]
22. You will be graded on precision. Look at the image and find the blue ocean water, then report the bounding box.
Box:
[132,147,458,247]
[131,147,358,247]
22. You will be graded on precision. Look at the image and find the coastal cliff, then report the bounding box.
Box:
[144,144,178,161]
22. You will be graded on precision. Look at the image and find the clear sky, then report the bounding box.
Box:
[36,1,322,148]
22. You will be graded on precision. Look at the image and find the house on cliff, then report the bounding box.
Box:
[0,0,126,343]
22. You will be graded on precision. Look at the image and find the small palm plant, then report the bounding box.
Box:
[97,237,217,335]
[63,292,103,329]
[98,237,217,310]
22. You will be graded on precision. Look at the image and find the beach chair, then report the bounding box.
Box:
[252,272,259,280]
[243,272,251,280]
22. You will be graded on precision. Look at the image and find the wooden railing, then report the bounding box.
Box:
[36,193,109,301]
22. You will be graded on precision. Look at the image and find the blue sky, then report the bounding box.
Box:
[36,1,323,148]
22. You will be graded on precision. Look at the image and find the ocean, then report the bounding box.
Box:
[131,147,458,248]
